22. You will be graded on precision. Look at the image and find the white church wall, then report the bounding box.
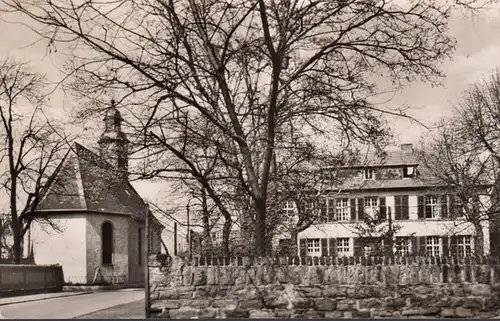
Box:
[86,213,129,284]
[31,214,87,284]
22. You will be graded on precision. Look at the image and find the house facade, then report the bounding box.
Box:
[278,144,491,257]
[27,102,163,284]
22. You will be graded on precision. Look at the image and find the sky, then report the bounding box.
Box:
[0,2,499,224]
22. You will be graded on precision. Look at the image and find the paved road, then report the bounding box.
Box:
[77,299,145,319]
[0,290,145,319]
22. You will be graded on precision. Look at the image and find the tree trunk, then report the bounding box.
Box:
[10,173,21,264]
[289,230,299,257]
[222,219,231,257]
[254,198,267,256]
[473,222,484,257]
[201,188,211,250]
[11,220,21,264]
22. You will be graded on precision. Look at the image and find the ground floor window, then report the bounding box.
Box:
[426,236,441,256]
[456,235,472,257]
[307,238,321,256]
[395,237,411,256]
[337,238,351,256]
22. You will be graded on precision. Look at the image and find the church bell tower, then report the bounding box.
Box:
[98,100,129,179]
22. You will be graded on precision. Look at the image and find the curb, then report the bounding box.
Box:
[0,291,93,307]
[63,284,143,292]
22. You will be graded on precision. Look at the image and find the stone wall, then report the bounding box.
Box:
[148,255,500,318]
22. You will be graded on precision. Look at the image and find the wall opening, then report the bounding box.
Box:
[102,221,114,265]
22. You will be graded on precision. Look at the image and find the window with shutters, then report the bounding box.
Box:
[426,236,441,256]
[364,169,375,180]
[425,195,441,218]
[335,198,349,221]
[307,239,321,256]
[337,238,351,256]
[457,235,472,257]
[364,196,378,216]
[395,237,411,256]
[394,195,409,220]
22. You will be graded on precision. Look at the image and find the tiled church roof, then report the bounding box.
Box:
[35,142,149,219]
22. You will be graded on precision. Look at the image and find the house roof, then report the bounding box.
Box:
[326,147,493,192]
[359,149,419,167]
[35,142,151,220]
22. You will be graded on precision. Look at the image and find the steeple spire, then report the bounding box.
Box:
[98,100,129,178]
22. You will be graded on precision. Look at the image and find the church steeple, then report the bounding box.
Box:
[98,100,129,178]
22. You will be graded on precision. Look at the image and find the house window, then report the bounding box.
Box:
[403,166,415,178]
[457,235,472,257]
[138,227,142,265]
[364,169,375,180]
[395,237,411,256]
[425,195,441,218]
[212,231,222,243]
[394,195,409,220]
[307,239,321,256]
[102,221,114,265]
[335,198,349,221]
[361,237,383,256]
[364,196,378,216]
[337,238,351,256]
[426,236,441,256]
[283,201,295,213]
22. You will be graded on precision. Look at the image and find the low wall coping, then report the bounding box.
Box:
[0,264,61,268]
[149,254,500,267]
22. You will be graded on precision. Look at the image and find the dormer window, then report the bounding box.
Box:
[363,168,375,180]
[403,166,415,178]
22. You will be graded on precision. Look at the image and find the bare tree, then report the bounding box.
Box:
[418,68,500,256]
[4,0,466,254]
[0,60,71,263]
[417,117,496,256]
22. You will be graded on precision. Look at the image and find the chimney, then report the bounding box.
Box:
[401,144,414,154]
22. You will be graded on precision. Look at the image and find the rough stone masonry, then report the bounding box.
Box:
[148,255,500,318]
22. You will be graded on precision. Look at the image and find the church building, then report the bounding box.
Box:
[27,101,163,285]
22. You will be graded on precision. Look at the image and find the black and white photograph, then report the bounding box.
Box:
[0,0,499,319]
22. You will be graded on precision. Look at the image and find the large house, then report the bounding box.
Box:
[278,144,491,257]
[26,102,164,284]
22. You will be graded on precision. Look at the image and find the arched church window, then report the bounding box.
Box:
[102,221,114,265]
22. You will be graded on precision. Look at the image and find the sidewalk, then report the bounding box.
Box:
[0,289,144,319]
[0,291,92,306]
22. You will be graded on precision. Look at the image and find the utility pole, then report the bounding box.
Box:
[186,204,190,248]
[174,222,177,256]
[189,229,193,257]
[186,202,192,257]
[144,202,150,319]
[387,206,394,257]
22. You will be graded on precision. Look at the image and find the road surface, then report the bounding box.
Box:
[0,289,144,319]
[77,299,145,318]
